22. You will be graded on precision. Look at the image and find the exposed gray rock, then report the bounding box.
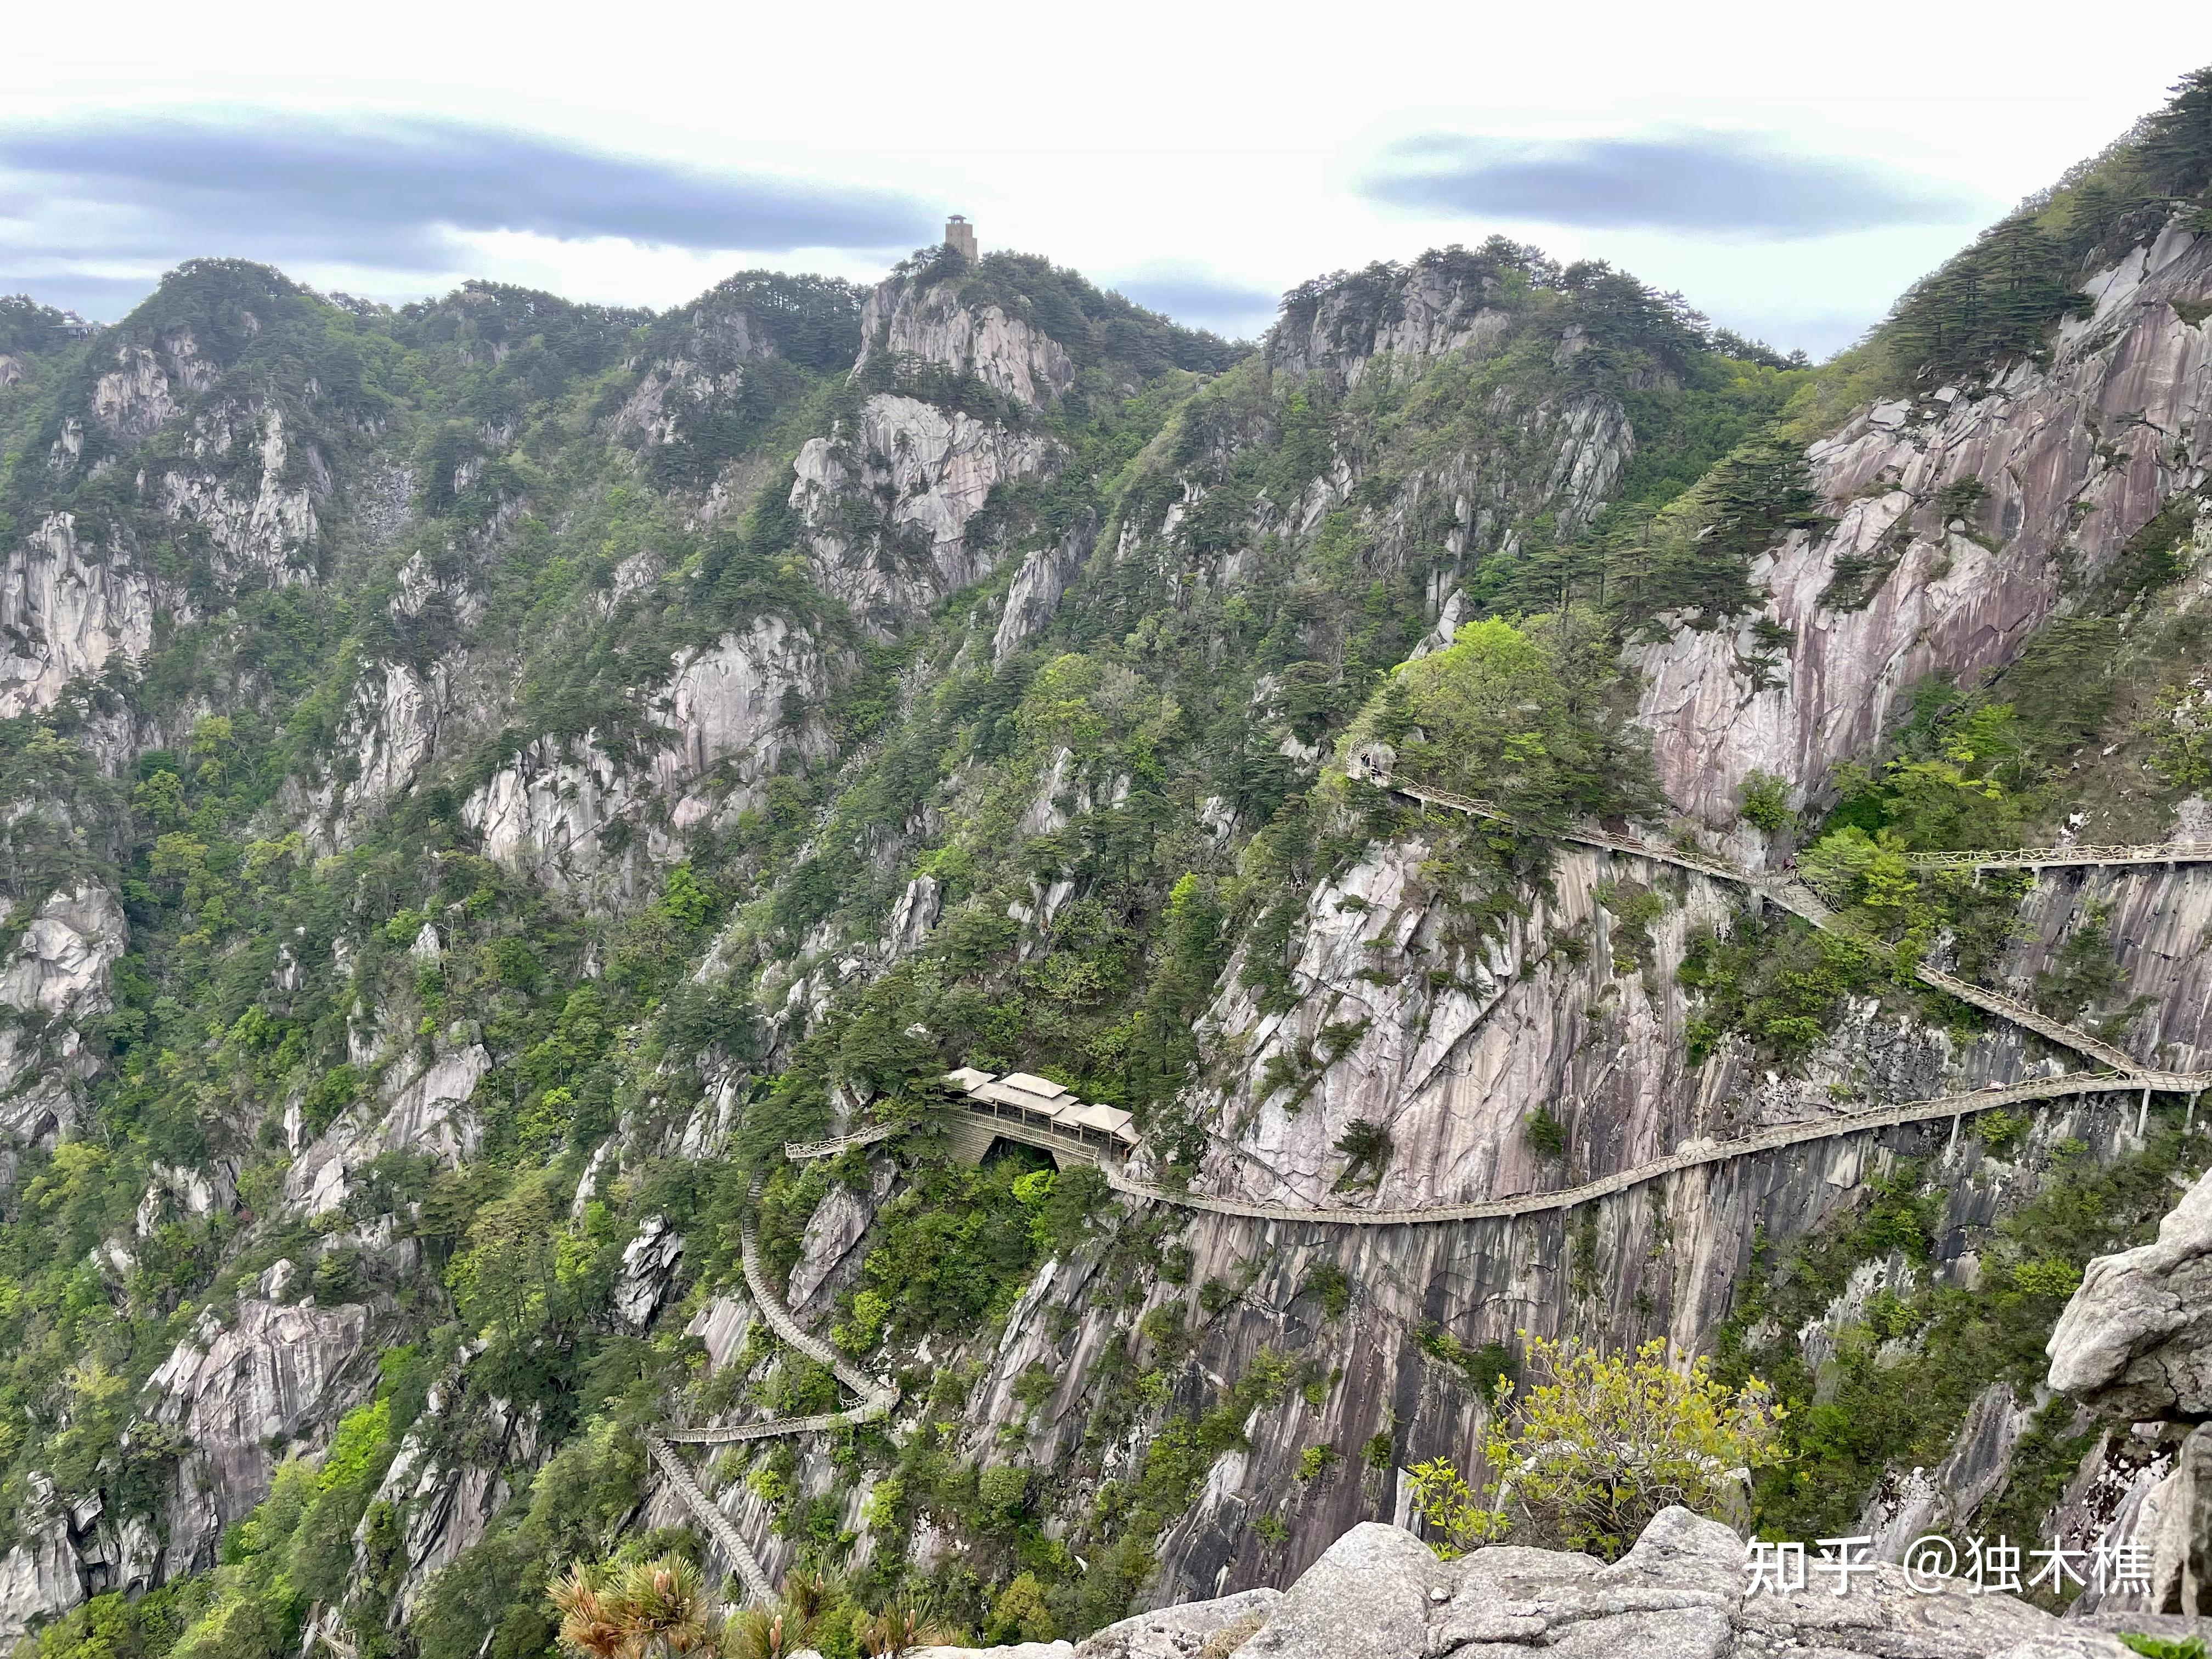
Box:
[0,511,155,718]
[0,882,126,1166]
[856,273,1075,409]
[0,1494,83,1644]
[791,393,1053,634]
[285,1041,492,1216]
[462,615,833,898]
[2048,1167,2212,1420]
[995,510,1099,663]
[1074,1588,1282,1658]
[787,1184,873,1315]
[149,1296,375,1574]
[1238,1521,1446,1659]
[369,1383,538,1621]
[1634,223,2212,834]
[614,1216,686,1332]
[1862,1382,2035,1559]
[1267,258,1513,393]
[885,874,943,959]
[1067,1509,2132,1659]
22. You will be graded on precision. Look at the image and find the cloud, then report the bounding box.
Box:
[0,109,938,281]
[1109,267,1282,337]
[1362,130,1988,239]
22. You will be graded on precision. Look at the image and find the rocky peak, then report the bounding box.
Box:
[1268,244,1531,391]
[2049,1166,2212,1421]
[2046,1167,2212,1616]
[855,270,1077,409]
[1634,219,2212,834]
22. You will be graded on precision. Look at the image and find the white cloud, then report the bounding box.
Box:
[5,0,2208,351]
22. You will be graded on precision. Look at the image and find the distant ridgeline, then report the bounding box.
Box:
[0,69,2209,1659]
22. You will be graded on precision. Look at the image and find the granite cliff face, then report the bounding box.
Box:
[2046,1167,2212,1616]
[1637,225,2212,834]
[461,614,838,900]
[0,511,155,718]
[791,392,1055,635]
[0,883,124,1170]
[2,105,2211,1659]
[149,1297,377,1575]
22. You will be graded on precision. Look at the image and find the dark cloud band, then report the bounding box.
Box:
[1363,131,1985,238]
[0,110,936,276]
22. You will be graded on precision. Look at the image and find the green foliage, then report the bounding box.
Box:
[1524,1109,1567,1159]
[2118,1637,2208,1659]
[1678,912,1881,1066]
[1345,610,1655,828]
[1737,770,1793,833]
[1412,1325,1515,1407]
[1408,1337,1782,1560]
[1719,1126,2206,1542]
[16,1584,211,1659]
[848,1156,1052,1346]
[1331,1118,1391,1189]
[1300,1261,1351,1320]
[1883,69,2212,387]
[12,112,2211,1659]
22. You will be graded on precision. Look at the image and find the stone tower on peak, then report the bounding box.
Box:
[945,215,977,265]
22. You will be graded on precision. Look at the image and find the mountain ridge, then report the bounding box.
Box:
[0,66,2208,1658]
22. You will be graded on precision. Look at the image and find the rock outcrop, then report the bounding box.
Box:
[2049,1167,2212,1420]
[2047,1166,2212,1615]
[149,1296,376,1575]
[461,614,834,898]
[285,1041,493,1215]
[954,1509,2139,1658]
[0,883,126,1169]
[0,512,156,716]
[995,509,1099,663]
[1635,224,2212,834]
[1268,251,1516,392]
[792,393,1054,634]
[856,273,1076,409]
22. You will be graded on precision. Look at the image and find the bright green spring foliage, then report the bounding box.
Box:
[1406,1336,1784,1561]
[1342,610,1656,829]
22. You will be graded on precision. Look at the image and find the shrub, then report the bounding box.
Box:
[1332,1119,1392,1189]
[1407,1336,1784,1560]
[1525,1109,1567,1160]
[1301,1262,1351,1319]
[1737,770,1793,833]
[1341,610,1655,827]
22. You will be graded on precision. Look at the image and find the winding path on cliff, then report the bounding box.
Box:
[1384,778,2195,1077]
[646,1209,899,1604]
[788,779,2212,1222]
[656,778,2212,1588]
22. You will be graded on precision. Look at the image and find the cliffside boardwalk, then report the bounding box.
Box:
[785,775,2211,1223]
[648,1201,899,1604]
[665,773,2212,1589]
[1383,776,2199,1077]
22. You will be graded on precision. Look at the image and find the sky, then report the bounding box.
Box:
[4,2,2209,359]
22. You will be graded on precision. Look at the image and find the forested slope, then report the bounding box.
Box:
[0,67,2208,1658]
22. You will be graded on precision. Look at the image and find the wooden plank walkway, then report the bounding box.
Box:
[1099,1067,2204,1226]
[646,1209,899,1602]
[650,768,2212,1588]
[1387,780,2154,1076]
